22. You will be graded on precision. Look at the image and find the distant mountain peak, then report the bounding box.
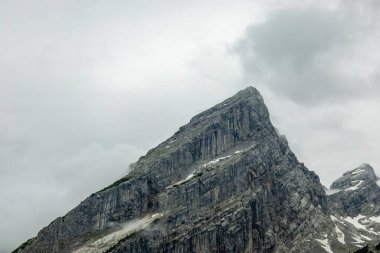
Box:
[328,164,380,217]
[331,163,378,191]
[346,163,376,177]
[236,85,261,96]
[188,86,265,125]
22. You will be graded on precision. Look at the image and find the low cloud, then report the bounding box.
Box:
[235,1,380,104]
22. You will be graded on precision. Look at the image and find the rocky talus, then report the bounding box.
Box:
[13,87,380,253]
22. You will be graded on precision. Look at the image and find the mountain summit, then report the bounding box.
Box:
[13,87,380,253]
[327,163,379,216]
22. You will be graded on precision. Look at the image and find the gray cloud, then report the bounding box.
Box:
[235,1,380,104]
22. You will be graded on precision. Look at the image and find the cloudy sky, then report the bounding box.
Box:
[1,0,380,251]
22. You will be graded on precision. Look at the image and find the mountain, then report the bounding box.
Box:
[324,164,380,252]
[327,163,380,216]
[13,87,379,253]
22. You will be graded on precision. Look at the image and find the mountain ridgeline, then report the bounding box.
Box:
[14,87,380,253]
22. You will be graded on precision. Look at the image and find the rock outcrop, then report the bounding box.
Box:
[13,87,380,253]
[327,164,380,217]
[323,164,380,252]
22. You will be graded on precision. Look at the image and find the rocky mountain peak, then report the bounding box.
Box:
[330,163,378,191]
[13,87,379,253]
[131,86,277,188]
[188,86,266,126]
[326,165,380,251]
[231,85,261,97]
[328,164,380,217]
[343,163,377,181]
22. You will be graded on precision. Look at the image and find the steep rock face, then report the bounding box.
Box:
[15,87,332,253]
[328,164,380,216]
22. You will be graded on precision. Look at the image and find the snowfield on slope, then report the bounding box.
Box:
[73,213,163,253]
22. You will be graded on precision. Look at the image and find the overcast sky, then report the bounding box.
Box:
[1,0,380,252]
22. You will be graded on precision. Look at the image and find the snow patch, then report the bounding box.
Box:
[325,188,342,195]
[315,235,333,253]
[202,155,231,167]
[168,173,196,187]
[345,180,363,191]
[185,173,195,181]
[168,140,176,144]
[151,213,162,219]
[74,213,163,253]
[376,180,380,187]
[360,234,372,241]
[351,168,367,175]
[335,226,345,244]
[168,153,239,188]
[368,216,380,224]
[342,214,379,235]
[168,153,238,189]
[332,214,380,243]
[342,214,368,231]
[352,235,365,244]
